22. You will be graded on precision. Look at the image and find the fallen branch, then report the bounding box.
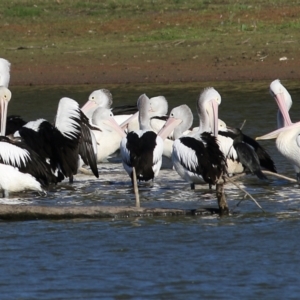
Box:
[224,176,265,212]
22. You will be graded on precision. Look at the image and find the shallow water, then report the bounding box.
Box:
[2,81,300,299]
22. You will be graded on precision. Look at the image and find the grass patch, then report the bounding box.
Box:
[4,5,42,18]
[1,0,300,77]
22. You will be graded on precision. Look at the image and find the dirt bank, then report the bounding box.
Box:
[9,54,299,86]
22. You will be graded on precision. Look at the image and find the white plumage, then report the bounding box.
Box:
[0,58,10,88]
[257,79,300,180]
[0,141,30,167]
[56,97,81,139]
[90,107,125,162]
[0,164,45,197]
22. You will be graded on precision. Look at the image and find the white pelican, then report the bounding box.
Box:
[120,94,164,183]
[81,88,137,125]
[90,107,126,163]
[160,87,226,189]
[256,80,299,180]
[257,122,300,181]
[81,89,113,118]
[157,104,193,159]
[119,95,168,132]
[270,79,293,128]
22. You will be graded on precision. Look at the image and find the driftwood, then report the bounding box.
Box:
[0,205,221,221]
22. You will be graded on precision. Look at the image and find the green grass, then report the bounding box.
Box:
[1,0,300,72]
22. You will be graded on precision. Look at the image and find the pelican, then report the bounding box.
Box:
[13,97,100,182]
[256,80,299,180]
[0,58,98,181]
[90,107,126,163]
[81,89,113,118]
[0,88,62,196]
[157,104,193,159]
[81,88,137,124]
[257,122,300,181]
[270,79,293,128]
[159,87,226,189]
[120,94,164,183]
[119,95,168,132]
[0,138,56,197]
[120,95,169,161]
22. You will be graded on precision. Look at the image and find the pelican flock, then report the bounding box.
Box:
[1,56,299,213]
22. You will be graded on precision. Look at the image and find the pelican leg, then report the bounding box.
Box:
[190,183,195,190]
[69,175,74,184]
[297,173,300,183]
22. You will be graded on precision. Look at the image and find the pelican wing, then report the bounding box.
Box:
[0,137,62,185]
[55,97,81,140]
[79,111,99,178]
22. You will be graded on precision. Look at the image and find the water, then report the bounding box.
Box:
[2,81,300,299]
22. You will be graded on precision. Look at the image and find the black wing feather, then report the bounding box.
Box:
[126,131,157,181]
[79,111,99,178]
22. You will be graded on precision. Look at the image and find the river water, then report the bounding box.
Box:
[2,81,300,299]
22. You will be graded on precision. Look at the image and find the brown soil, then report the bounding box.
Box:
[10,51,299,86]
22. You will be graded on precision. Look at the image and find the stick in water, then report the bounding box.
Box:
[262,170,297,183]
[132,167,140,208]
[224,176,265,212]
[239,119,247,130]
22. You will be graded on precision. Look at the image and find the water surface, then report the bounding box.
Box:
[2,81,300,299]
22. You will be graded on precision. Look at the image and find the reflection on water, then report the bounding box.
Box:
[2,81,300,299]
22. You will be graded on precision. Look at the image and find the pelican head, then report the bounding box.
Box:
[198,87,221,137]
[92,107,126,138]
[149,95,168,116]
[81,89,113,118]
[158,104,193,140]
[0,86,12,136]
[218,119,227,132]
[270,79,292,127]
